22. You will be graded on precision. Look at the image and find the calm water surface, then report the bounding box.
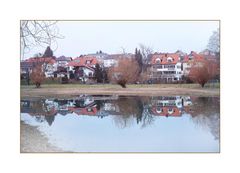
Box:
[21,95,220,152]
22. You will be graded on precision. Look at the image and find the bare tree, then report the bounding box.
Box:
[120,46,126,54]
[207,28,220,55]
[30,64,45,88]
[139,43,153,65]
[20,20,63,59]
[108,58,139,88]
[188,59,218,87]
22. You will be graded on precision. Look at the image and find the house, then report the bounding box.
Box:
[85,52,109,65]
[22,57,57,78]
[67,56,98,82]
[182,51,205,76]
[56,56,72,67]
[104,53,135,68]
[103,56,118,68]
[20,61,33,79]
[149,53,183,83]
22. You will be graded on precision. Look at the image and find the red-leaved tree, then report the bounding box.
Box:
[30,64,45,88]
[188,59,218,87]
[108,58,139,88]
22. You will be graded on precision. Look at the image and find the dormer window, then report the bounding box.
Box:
[168,108,174,114]
[156,107,163,113]
[167,57,173,62]
[156,58,161,64]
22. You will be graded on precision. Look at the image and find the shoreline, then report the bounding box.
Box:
[21,84,220,99]
[20,121,62,153]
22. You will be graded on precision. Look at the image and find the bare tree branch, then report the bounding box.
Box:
[20,20,64,60]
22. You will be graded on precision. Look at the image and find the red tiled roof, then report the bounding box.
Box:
[151,53,180,65]
[182,55,190,63]
[189,51,205,61]
[68,107,98,116]
[182,52,205,63]
[67,56,98,67]
[152,106,181,117]
[25,57,56,64]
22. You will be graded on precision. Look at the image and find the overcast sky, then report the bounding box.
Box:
[24,21,219,58]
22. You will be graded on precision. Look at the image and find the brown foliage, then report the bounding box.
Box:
[188,59,219,87]
[30,65,45,88]
[108,58,140,88]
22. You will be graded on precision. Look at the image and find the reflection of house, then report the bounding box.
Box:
[68,104,98,116]
[152,106,182,117]
[151,96,184,117]
[149,53,183,83]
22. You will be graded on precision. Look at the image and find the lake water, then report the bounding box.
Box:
[20,95,220,152]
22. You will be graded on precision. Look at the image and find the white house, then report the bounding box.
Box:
[150,53,183,83]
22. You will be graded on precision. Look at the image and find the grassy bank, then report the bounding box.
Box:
[21,83,220,89]
[21,83,220,98]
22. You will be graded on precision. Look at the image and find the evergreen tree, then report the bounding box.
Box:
[135,48,143,73]
[43,46,53,57]
[94,63,103,83]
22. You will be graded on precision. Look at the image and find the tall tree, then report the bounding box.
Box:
[43,46,53,57]
[207,28,220,57]
[135,48,143,73]
[139,44,153,65]
[94,63,103,83]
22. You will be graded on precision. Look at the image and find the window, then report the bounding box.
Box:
[168,108,174,114]
[156,107,163,113]
[167,57,173,62]
[156,58,161,64]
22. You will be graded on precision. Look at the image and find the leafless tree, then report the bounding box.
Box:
[30,64,45,88]
[120,46,126,54]
[20,20,64,59]
[207,28,220,54]
[188,59,218,87]
[139,43,153,65]
[108,58,139,88]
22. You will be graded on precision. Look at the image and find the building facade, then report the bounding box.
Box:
[149,53,183,83]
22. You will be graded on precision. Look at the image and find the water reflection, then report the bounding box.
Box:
[21,95,220,140]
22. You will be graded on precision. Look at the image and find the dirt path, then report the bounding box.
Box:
[21,86,220,99]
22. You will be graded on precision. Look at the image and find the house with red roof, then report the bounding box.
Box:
[21,57,57,78]
[150,96,184,117]
[67,56,98,82]
[182,51,205,76]
[149,53,183,83]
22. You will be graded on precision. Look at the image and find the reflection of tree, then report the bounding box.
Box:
[45,116,55,126]
[112,97,140,128]
[21,100,57,126]
[112,96,155,128]
[189,97,220,140]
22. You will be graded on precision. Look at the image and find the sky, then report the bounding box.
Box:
[23,21,219,59]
